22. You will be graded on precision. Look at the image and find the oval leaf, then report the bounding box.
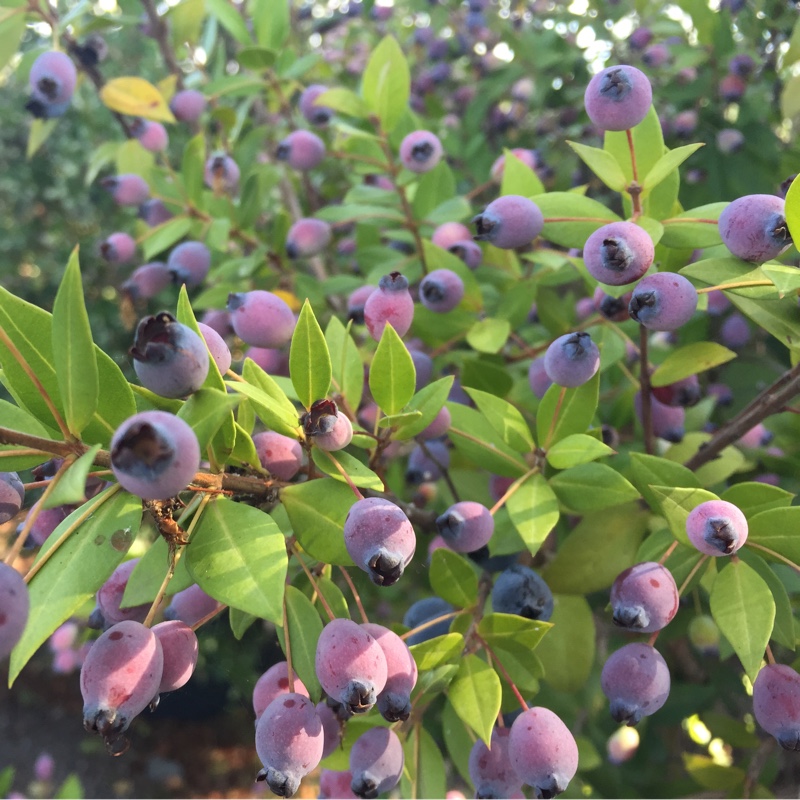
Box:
[290,299,332,411]
[100,77,176,122]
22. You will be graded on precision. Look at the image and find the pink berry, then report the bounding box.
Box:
[472,195,544,249]
[99,232,136,265]
[151,620,199,693]
[685,499,748,556]
[286,218,332,259]
[253,431,304,480]
[170,89,206,122]
[0,562,29,661]
[227,291,296,348]
[363,272,415,341]
[585,65,653,131]
[399,130,443,173]
[276,130,326,171]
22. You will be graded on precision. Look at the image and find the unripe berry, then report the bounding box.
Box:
[752,664,800,751]
[121,262,171,301]
[584,65,653,132]
[101,174,150,207]
[167,241,211,287]
[197,322,232,374]
[349,727,404,799]
[110,411,201,500]
[363,272,415,341]
[276,130,326,171]
[170,89,206,122]
[99,232,136,265]
[472,195,544,249]
[436,501,494,553]
[286,218,332,258]
[688,614,720,655]
[583,222,654,286]
[151,620,198,693]
[601,643,670,726]
[399,130,443,173]
[685,499,748,556]
[610,562,679,633]
[628,272,698,331]
[164,584,224,627]
[0,472,24,524]
[298,84,332,125]
[227,291,296,348]
[718,195,791,263]
[492,564,554,621]
[361,623,417,722]
[253,431,303,480]
[0,562,29,660]
[544,331,600,388]
[204,154,240,193]
[253,662,309,720]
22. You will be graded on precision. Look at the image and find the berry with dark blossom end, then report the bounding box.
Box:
[594,287,633,322]
[628,273,698,331]
[361,623,418,722]
[99,233,136,265]
[406,440,450,484]
[27,51,77,118]
[601,643,670,726]
[276,130,326,171]
[347,285,377,325]
[100,174,150,207]
[583,221,654,286]
[419,269,465,312]
[753,664,800,751]
[448,240,483,269]
[349,727,404,799]
[227,291,296,349]
[363,272,415,341]
[204,154,240,193]
[121,263,171,301]
[635,392,685,442]
[432,222,472,250]
[0,562,29,660]
[685,499,748,556]
[544,331,600,388]
[651,375,701,407]
[132,119,169,153]
[299,84,333,125]
[436,501,494,553]
[399,130,443,173]
[610,562,679,633]
[0,472,24,525]
[584,65,652,131]
[167,241,211,287]
[472,195,544,249]
[492,564,554,621]
[286,218,332,258]
[718,194,792,263]
[170,89,206,122]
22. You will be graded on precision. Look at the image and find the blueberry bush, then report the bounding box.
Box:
[4,0,800,797]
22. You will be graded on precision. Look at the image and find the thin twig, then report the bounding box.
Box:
[339,566,368,624]
[639,325,654,455]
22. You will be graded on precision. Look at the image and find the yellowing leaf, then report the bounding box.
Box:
[157,74,178,102]
[273,289,301,312]
[100,77,176,123]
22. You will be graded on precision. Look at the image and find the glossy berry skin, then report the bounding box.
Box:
[361,623,418,722]
[492,565,554,622]
[718,195,791,263]
[319,770,357,799]
[436,501,494,553]
[133,119,169,152]
[406,441,450,484]
[253,431,303,480]
[344,497,416,587]
[170,89,206,122]
[347,285,377,325]
[167,241,211,287]
[0,562,29,660]
[197,322,232,374]
[363,272,415,341]
[528,357,553,399]
[601,643,670,726]
[399,130,443,173]
[99,232,136,265]
[0,472,24,524]
[164,584,224,627]
[752,664,800,751]
[544,331,600,388]
[419,269,465,313]
[473,195,544,250]
[469,727,523,799]
[255,693,324,797]
[110,411,200,500]
[431,222,472,250]
[584,65,653,132]
[94,559,149,629]
[628,272,698,331]
[299,84,332,125]
[685,499,748,556]
[121,262,171,301]
[276,130,326,171]
[151,620,198,693]
[349,727,404,799]
[635,392,685,443]
[204,154,240,193]
[131,312,209,398]
[403,597,454,645]
[227,291,296,348]
[449,239,483,269]
[315,618,388,715]
[508,707,578,798]
[81,620,163,739]
[101,174,150,207]
[286,218,332,258]
[651,374,701,407]
[610,562,679,633]
[316,701,342,758]
[314,412,354,452]
[583,222,654,286]
[253,662,309,720]
[28,51,77,114]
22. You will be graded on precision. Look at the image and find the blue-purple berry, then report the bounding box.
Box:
[472,195,544,250]
[628,273,698,331]
[718,194,791,263]
[399,130,443,174]
[544,331,600,388]
[419,269,464,313]
[492,564,553,621]
[436,501,494,553]
[583,222,654,286]
[584,65,653,132]
[167,242,211,287]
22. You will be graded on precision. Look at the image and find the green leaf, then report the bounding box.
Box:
[229,607,257,640]
[628,452,701,513]
[546,433,614,469]
[311,575,351,621]
[311,449,385,490]
[121,536,193,607]
[177,388,240,450]
[533,192,621,248]
[325,317,364,413]
[786,173,800,246]
[478,612,551,651]
[237,46,276,69]
[289,300,331,411]
[442,698,474,784]
[401,725,447,800]
[720,482,794,518]
[391,376,453,441]
[0,400,56,470]
[0,9,25,73]
[499,148,545,197]
[54,773,84,800]
[710,559,775,680]
[361,35,410,134]
[683,755,747,793]
[663,433,746,487]
[181,134,205,207]
[650,342,737,387]
[186,498,287,624]
[42,445,101,509]
[315,87,369,118]
[549,462,639,512]
[429,549,478,608]
[241,358,298,419]
[409,633,464,671]
[413,162,457,220]
[506,472,559,557]
[680,257,775,298]
[9,487,141,685]
[206,0,251,43]
[536,594,596,692]
[27,118,58,159]
[637,529,705,590]
[141,216,194,261]
[536,372,599,448]
[447,654,501,746]
[280,479,355,565]
[660,202,727,249]
[641,143,704,194]
[761,264,800,298]
[51,248,98,436]
[466,318,511,355]
[276,585,323,703]
[369,323,415,416]
[226,377,300,438]
[566,141,627,191]
[542,504,648,594]
[648,485,718,548]
[464,388,534,453]
[252,0,289,50]
[747,507,800,567]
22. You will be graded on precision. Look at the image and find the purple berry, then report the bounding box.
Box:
[716,128,745,154]
[685,499,748,556]
[634,391,685,442]
[406,441,450,484]
[227,291,296,348]
[651,374,701,407]
[204,154,240,193]
[361,623,418,722]
[170,89,206,122]
[492,564,553,621]
[139,199,174,227]
[286,219,332,259]
[253,662,309,720]
[610,562,679,633]
[201,309,233,338]
[99,232,136,265]
[544,331,600,388]
[0,472,24,524]
[706,290,731,315]
[23,501,74,547]
[508,707,578,797]
[167,241,211,287]
[121,262,171,301]
[110,411,201,500]
[583,222,654,286]
[628,272,698,331]
[403,596,453,645]
[0,562,29,660]
[738,422,773,448]
[472,195,544,250]
[436,501,494,553]
[469,727,523,799]
[432,222,472,250]
[490,148,538,181]
[253,431,303,480]
[164,584,224,627]
[752,664,800,751]
[349,727,404,799]
[94,559,149,629]
[101,174,150,207]
[313,411,354,452]
[28,51,77,117]
[528,357,554,399]
[151,620,198,693]
[133,119,169,152]
[319,770,357,799]
[408,347,433,391]
[344,497,416,587]
[347,285,377,325]
[448,239,483,269]
[276,130,326,171]
[315,618,388,714]
[642,43,670,68]
[298,84,332,125]
[718,194,791,263]
[80,620,163,739]
[729,54,755,78]
[419,406,451,439]
[399,130,443,173]
[629,27,653,49]
[255,693,324,797]
[198,322,232,374]
[316,701,342,758]
[419,269,465,313]
[720,73,746,102]
[594,287,633,322]
[584,65,653,132]
[601,643,670,726]
[363,272,415,341]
